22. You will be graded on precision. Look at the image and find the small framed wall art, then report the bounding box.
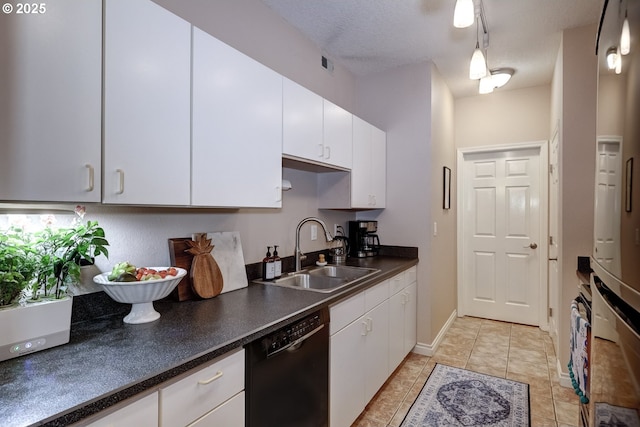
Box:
[443,166,451,209]
[626,157,633,212]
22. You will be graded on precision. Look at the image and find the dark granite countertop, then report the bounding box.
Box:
[0,253,417,427]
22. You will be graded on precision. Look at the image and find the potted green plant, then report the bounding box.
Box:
[0,226,39,307]
[0,206,109,362]
[31,217,109,300]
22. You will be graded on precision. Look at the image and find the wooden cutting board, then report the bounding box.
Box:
[168,231,248,301]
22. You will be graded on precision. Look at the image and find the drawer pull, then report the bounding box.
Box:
[198,371,223,385]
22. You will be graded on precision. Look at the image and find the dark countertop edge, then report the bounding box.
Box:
[38,255,419,427]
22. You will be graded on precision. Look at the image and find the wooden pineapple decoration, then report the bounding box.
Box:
[185,233,224,299]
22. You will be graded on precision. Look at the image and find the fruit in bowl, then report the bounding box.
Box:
[94,263,187,324]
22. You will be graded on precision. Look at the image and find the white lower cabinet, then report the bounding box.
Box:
[159,348,245,427]
[188,391,245,427]
[85,392,158,427]
[330,280,389,427]
[82,348,244,427]
[330,266,417,426]
[389,267,418,372]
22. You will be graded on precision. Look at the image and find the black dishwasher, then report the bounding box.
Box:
[245,307,329,427]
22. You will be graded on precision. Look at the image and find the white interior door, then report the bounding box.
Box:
[594,137,622,277]
[459,145,546,326]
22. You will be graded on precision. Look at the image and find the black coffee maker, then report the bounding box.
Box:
[348,221,380,258]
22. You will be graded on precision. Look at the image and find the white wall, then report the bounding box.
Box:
[556,25,597,372]
[456,86,551,148]
[429,66,457,339]
[354,62,435,344]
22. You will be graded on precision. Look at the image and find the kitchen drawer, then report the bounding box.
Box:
[405,266,417,285]
[85,392,158,427]
[159,348,244,427]
[365,280,389,312]
[389,271,407,295]
[188,391,244,427]
[330,291,365,335]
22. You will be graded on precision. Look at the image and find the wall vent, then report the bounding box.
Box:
[321,56,334,73]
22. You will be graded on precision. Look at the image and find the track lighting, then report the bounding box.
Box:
[453,0,475,28]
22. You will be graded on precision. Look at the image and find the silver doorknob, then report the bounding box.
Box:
[524,243,538,249]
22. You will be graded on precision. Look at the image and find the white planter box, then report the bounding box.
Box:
[0,296,73,362]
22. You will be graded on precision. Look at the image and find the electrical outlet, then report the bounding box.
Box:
[311,225,318,241]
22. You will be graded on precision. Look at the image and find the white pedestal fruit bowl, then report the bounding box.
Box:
[93,267,187,324]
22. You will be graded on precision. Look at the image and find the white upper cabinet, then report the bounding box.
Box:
[351,116,386,209]
[283,78,324,163]
[323,100,353,169]
[318,115,386,209]
[191,28,283,208]
[103,0,191,205]
[0,0,102,202]
[283,79,352,169]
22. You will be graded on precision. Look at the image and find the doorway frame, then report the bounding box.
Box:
[456,140,549,330]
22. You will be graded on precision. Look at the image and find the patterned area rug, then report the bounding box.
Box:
[400,364,530,427]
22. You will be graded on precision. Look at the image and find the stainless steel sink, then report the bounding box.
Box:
[254,265,380,293]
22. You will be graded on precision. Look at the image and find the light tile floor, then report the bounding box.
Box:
[352,316,580,427]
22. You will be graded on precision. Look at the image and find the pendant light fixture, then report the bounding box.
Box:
[469,17,487,80]
[607,46,619,70]
[454,0,475,28]
[621,9,631,55]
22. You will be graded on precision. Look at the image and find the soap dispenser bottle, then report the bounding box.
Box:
[273,245,282,279]
[262,247,275,281]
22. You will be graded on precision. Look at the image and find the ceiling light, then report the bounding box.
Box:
[606,47,618,70]
[469,42,487,79]
[469,17,487,80]
[490,68,514,88]
[477,68,514,94]
[621,11,631,55]
[478,74,494,94]
[453,0,475,28]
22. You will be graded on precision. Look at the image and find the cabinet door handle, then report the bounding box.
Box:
[197,370,223,385]
[366,317,373,332]
[116,169,125,194]
[85,164,94,192]
[325,145,331,159]
[361,320,368,336]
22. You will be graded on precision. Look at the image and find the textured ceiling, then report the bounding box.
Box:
[262,0,602,98]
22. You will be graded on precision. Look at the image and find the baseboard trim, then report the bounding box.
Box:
[412,309,457,357]
[557,357,572,388]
